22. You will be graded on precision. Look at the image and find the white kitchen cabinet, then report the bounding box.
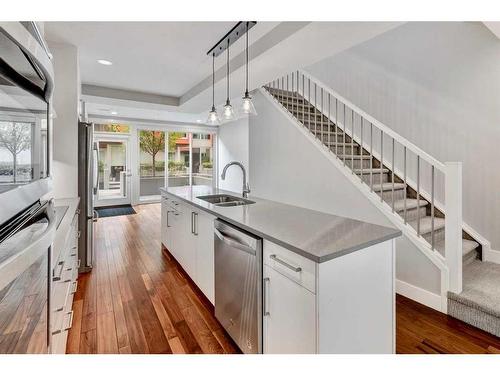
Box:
[160,197,168,246]
[263,264,316,354]
[263,239,395,354]
[161,193,216,304]
[177,202,196,277]
[194,209,215,304]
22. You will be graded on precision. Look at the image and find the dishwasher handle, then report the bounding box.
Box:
[214,227,256,255]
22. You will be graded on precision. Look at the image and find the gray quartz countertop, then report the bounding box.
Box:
[160,186,400,263]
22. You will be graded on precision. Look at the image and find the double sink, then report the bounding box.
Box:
[196,194,255,207]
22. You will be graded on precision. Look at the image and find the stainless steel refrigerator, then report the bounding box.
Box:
[77,120,98,272]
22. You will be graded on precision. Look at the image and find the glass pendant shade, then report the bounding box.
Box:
[240,93,257,116]
[222,101,236,122]
[206,106,221,125]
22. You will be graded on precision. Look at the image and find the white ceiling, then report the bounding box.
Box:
[44,21,402,123]
[44,22,279,97]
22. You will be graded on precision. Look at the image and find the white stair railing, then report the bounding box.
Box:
[264,70,463,294]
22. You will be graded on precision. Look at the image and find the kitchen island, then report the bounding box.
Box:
[160,186,401,354]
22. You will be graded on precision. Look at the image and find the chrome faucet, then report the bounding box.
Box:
[221,161,250,198]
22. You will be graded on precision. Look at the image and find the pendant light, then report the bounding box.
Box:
[240,22,257,116]
[221,38,236,122]
[206,53,221,125]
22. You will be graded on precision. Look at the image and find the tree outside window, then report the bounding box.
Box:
[139,130,165,177]
[0,121,32,183]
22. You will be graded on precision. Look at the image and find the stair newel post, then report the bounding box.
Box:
[417,155,421,236]
[445,161,463,294]
[286,74,289,110]
[370,123,373,191]
[314,83,317,136]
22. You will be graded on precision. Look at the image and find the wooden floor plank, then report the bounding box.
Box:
[66,299,83,354]
[96,311,119,354]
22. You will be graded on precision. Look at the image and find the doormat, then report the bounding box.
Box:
[95,204,136,218]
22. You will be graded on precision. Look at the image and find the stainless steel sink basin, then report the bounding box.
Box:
[196,194,255,207]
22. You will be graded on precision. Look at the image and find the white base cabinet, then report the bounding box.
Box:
[263,265,316,354]
[263,239,395,354]
[161,193,215,304]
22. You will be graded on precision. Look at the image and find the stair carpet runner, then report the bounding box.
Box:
[266,86,500,338]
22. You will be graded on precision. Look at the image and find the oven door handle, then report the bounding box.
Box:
[214,228,256,255]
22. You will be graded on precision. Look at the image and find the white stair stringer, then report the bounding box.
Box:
[260,86,452,311]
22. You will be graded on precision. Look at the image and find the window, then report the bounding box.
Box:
[191,133,213,187]
[94,123,130,133]
[138,130,166,199]
[167,132,214,188]
[167,132,189,187]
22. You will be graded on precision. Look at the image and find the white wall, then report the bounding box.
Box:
[249,90,442,299]
[48,42,80,199]
[217,117,249,193]
[305,22,500,251]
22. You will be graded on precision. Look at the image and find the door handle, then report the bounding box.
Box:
[214,228,256,255]
[192,212,198,236]
[166,211,171,227]
[264,277,270,316]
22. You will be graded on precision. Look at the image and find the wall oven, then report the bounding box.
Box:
[0,22,54,226]
[0,22,55,354]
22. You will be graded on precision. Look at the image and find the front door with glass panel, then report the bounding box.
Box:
[94,136,131,207]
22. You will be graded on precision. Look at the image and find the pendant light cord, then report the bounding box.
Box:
[245,22,249,95]
[212,53,215,108]
[226,38,230,103]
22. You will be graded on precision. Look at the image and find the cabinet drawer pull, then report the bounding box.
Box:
[70,281,78,294]
[53,261,65,281]
[64,311,74,331]
[264,277,270,316]
[269,254,302,272]
[77,259,81,269]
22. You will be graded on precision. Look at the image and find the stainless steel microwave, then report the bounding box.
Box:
[0,22,54,226]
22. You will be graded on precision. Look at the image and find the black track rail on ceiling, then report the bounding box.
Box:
[206,21,257,57]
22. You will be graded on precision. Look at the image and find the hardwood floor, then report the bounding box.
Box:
[396,294,500,353]
[66,203,500,354]
[66,203,239,354]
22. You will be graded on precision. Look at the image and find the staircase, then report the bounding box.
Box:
[262,71,500,338]
[263,82,480,265]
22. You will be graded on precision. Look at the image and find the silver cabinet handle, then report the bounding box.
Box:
[264,277,270,316]
[192,212,198,236]
[53,260,64,281]
[64,311,74,331]
[191,212,195,234]
[92,209,99,222]
[70,281,78,294]
[270,254,302,272]
[166,210,171,227]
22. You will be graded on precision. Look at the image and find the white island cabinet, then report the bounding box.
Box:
[263,239,395,354]
[160,188,397,354]
[161,194,215,304]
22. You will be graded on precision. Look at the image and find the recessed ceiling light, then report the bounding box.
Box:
[97,59,113,66]
[196,119,202,123]
[111,111,118,115]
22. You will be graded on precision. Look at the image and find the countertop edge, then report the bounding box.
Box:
[161,188,401,264]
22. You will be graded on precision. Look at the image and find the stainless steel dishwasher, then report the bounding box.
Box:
[214,219,262,354]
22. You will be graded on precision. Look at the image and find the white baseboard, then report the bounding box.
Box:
[484,248,500,264]
[396,279,444,313]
